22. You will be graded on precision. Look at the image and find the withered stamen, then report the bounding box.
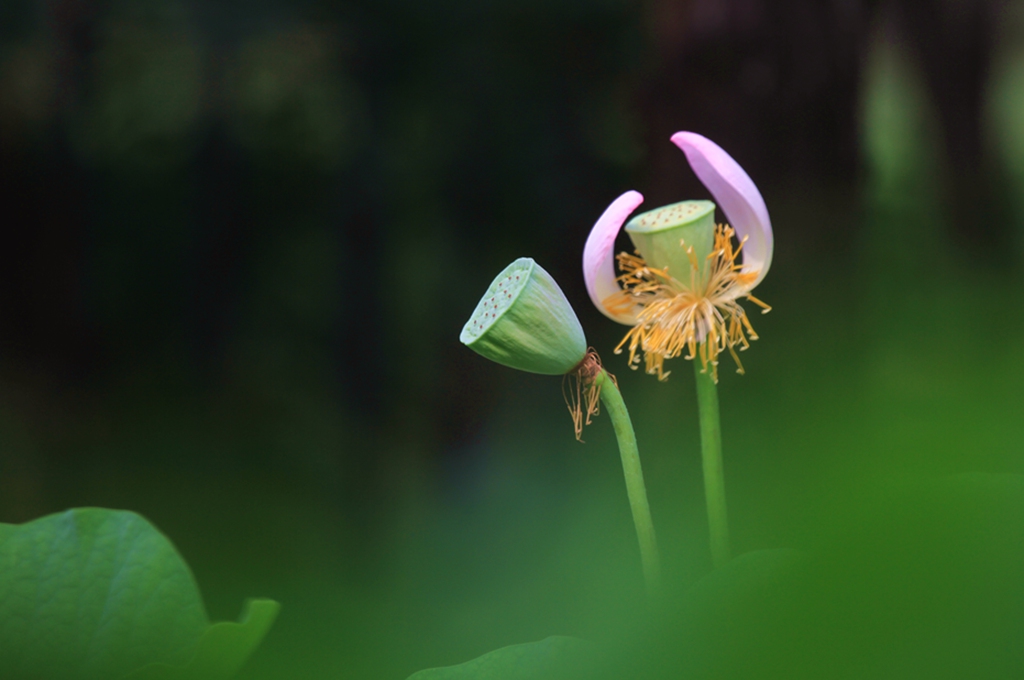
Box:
[563,348,613,441]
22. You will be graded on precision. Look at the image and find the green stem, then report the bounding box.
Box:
[596,369,661,596]
[693,360,731,568]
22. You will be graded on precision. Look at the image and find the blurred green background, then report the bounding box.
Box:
[2,0,1024,677]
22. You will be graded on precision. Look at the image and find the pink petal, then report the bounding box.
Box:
[671,132,773,289]
[583,190,644,325]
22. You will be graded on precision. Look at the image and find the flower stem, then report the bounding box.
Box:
[595,368,661,596]
[693,360,731,568]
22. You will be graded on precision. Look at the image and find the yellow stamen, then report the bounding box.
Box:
[604,224,769,383]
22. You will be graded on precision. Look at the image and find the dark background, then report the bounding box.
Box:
[2,0,1024,677]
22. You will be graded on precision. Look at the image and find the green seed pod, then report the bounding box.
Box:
[460,258,587,375]
[625,200,716,281]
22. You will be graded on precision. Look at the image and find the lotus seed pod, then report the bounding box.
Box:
[460,258,588,375]
[625,200,716,281]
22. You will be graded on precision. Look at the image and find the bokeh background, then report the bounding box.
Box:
[3,0,1024,677]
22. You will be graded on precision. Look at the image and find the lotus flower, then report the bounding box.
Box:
[583,132,773,381]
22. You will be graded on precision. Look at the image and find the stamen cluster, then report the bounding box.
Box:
[608,224,770,382]
[563,348,608,441]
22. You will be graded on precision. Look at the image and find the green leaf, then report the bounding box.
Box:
[123,599,280,680]
[406,636,600,680]
[0,508,208,679]
[0,508,278,680]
